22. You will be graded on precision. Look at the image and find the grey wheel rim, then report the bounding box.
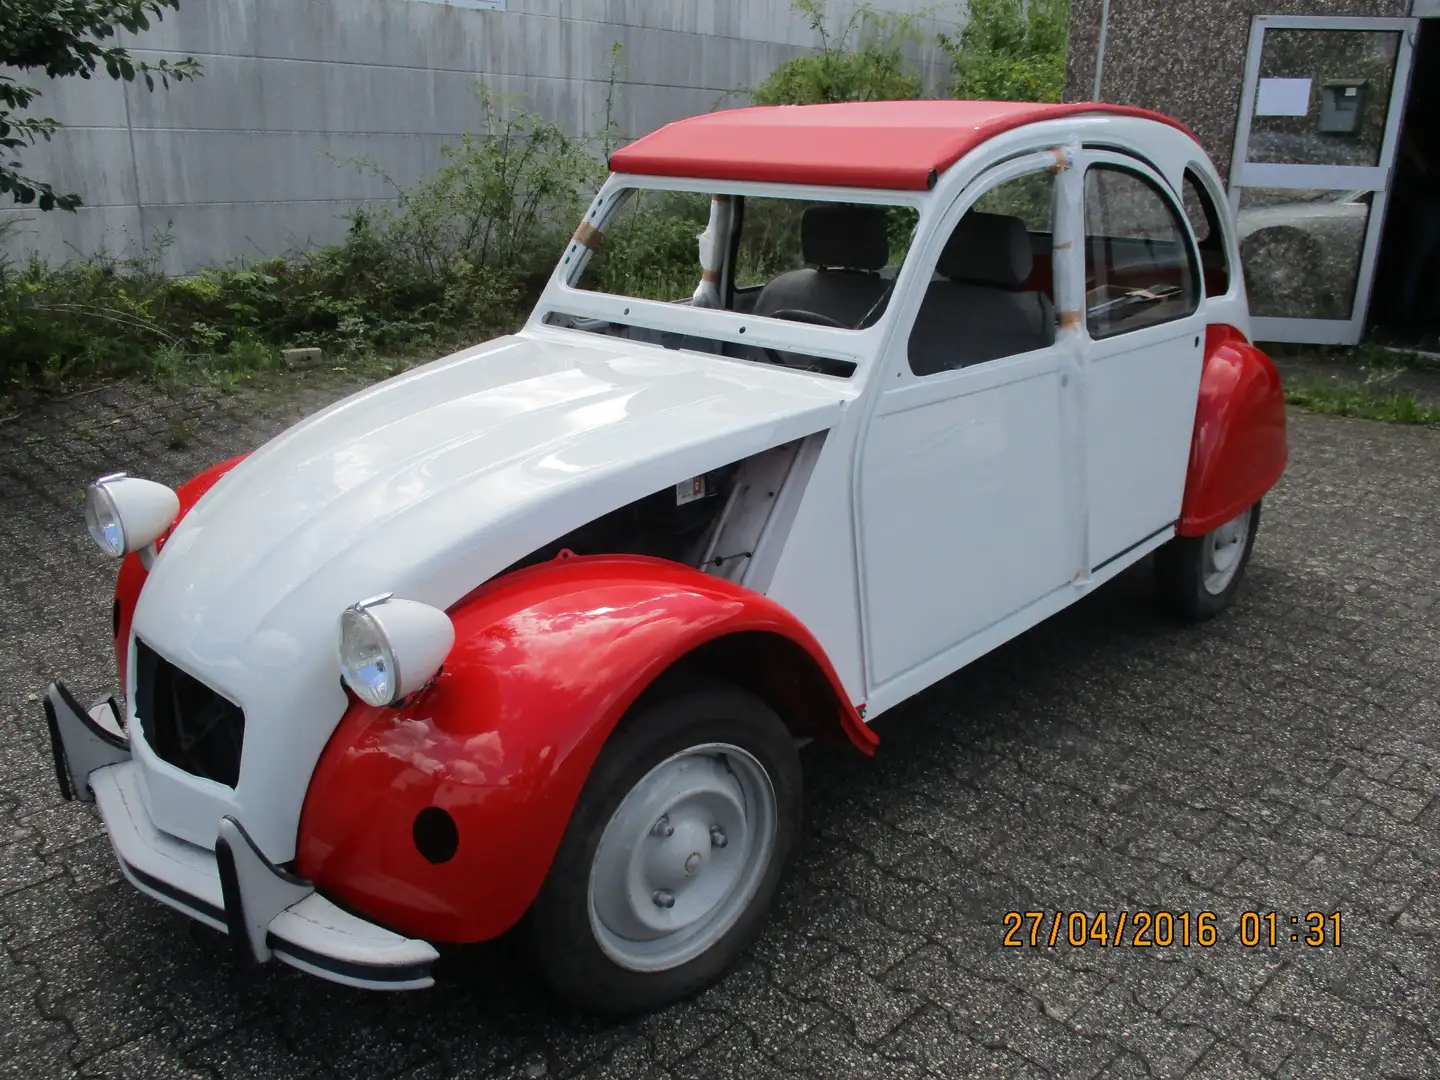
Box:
[1201,506,1252,595]
[587,742,777,973]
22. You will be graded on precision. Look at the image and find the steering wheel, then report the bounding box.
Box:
[760,308,850,366]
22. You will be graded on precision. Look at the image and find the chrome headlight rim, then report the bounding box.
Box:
[338,593,400,708]
[83,473,129,557]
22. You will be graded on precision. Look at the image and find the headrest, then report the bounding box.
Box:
[936,211,1033,289]
[801,204,889,272]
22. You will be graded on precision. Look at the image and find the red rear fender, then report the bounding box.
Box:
[295,552,873,944]
[1178,326,1287,537]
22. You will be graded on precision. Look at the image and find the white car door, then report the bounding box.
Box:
[1078,152,1207,570]
[857,152,1082,704]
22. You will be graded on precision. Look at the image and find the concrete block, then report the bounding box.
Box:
[282,347,325,368]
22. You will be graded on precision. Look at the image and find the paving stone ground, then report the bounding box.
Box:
[1,376,1438,1080]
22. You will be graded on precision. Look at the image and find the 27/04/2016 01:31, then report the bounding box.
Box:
[1001,910,1343,948]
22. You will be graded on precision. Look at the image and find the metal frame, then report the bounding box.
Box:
[1228,14,1418,345]
[1093,0,1113,100]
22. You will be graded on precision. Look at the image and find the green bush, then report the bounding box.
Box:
[750,0,924,106]
[583,191,714,302]
[940,0,1070,103]
[0,91,593,391]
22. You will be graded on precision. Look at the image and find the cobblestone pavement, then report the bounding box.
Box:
[2,377,1438,1080]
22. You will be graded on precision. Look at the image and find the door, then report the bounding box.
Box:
[1230,15,1417,345]
[1080,153,1207,570]
[858,151,1079,694]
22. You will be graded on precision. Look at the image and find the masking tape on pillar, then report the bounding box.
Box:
[573,222,604,250]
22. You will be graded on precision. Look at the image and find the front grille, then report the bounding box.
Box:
[133,638,245,788]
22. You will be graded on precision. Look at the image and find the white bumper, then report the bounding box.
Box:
[44,683,438,991]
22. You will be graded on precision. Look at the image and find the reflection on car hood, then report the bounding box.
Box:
[135,330,852,659]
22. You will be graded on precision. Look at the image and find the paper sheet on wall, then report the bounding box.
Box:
[1255,78,1312,117]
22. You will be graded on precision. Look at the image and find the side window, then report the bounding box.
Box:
[907,169,1058,377]
[1181,168,1232,296]
[1084,165,1200,339]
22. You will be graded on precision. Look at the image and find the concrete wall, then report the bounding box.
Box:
[1064,0,1409,181]
[3,0,961,273]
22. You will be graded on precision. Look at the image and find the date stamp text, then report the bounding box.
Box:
[1001,910,1342,948]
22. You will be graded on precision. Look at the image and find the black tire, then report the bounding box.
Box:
[1155,500,1262,621]
[524,678,801,1017]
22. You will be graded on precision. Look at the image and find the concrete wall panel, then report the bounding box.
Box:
[8,0,964,271]
[130,130,455,206]
[0,205,145,264]
[11,129,140,208]
[140,199,395,273]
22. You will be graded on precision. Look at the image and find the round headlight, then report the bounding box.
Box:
[83,474,181,559]
[84,477,127,557]
[338,594,454,707]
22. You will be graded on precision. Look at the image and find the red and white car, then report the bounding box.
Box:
[45,100,1287,1015]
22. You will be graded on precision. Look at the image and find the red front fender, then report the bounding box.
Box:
[1177,326,1288,537]
[112,454,250,693]
[295,553,873,944]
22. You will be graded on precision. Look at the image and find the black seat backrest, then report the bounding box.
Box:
[751,204,893,329]
[936,210,1036,289]
[908,211,1056,376]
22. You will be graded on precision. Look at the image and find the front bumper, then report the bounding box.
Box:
[43,681,439,991]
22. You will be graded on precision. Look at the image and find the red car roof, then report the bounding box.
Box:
[608,100,1199,192]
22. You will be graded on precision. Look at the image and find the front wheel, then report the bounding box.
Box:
[1155,501,1262,621]
[525,679,801,1016]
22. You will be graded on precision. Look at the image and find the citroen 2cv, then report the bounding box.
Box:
[45,100,1287,1015]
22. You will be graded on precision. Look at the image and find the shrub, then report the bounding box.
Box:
[749,0,924,106]
[940,0,1069,103]
[0,89,595,391]
[349,88,604,286]
[584,191,714,301]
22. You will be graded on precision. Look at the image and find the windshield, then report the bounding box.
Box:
[545,186,921,377]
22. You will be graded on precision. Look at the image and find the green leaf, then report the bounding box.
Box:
[2,0,197,210]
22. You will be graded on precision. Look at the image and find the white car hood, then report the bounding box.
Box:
[127,329,849,857]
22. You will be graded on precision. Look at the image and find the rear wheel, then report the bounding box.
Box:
[525,679,801,1016]
[1155,501,1262,621]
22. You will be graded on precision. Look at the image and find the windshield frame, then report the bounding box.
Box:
[530,172,936,376]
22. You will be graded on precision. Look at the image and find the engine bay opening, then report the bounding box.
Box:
[498,435,824,586]
[502,462,744,574]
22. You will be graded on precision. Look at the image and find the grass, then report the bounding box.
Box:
[1283,375,1440,425]
[1269,342,1440,373]
[1264,342,1440,427]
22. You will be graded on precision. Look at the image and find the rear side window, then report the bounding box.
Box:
[1181,169,1232,296]
[1083,165,1200,339]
